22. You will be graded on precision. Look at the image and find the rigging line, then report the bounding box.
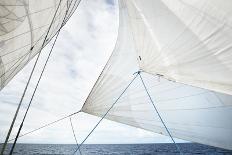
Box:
[138,71,183,155]
[0,43,41,155]
[3,0,81,145]
[8,0,83,152]
[0,46,38,155]
[69,117,82,155]
[73,73,139,155]
[9,0,77,153]
[0,1,63,155]
[9,29,61,155]
[63,0,81,24]
[7,110,82,143]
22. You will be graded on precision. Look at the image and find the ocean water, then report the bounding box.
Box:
[1,143,232,155]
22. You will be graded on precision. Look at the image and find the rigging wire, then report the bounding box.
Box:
[0,0,62,152]
[0,43,40,155]
[8,0,82,153]
[9,29,61,155]
[69,117,82,155]
[72,73,139,155]
[0,0,82,154]
[7,111,82,143]
[138,71,183,155]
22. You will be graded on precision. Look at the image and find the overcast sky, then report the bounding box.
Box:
[0,0,185,144]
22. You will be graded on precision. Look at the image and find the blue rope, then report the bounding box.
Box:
[72,73,139,155]
[69,117,82,155]
[138,71,183,155]
[7,0,82,153]
[7,110,82,142]
[0,1,64,154]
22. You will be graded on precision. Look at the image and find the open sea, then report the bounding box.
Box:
[1,143,232,155]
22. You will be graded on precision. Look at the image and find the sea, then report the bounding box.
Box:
[1,143,232,155]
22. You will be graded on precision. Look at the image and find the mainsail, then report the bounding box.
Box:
[82,0,232,150]
[0,0,79,90]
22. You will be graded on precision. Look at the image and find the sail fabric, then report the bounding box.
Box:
[82,0,232,150]
[0,0,80,90]
[128,0,232,95]
[82,0,139,116]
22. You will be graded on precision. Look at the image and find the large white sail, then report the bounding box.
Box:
[0,0,80,90]
[82,0,232,150]
[129,0,232,95]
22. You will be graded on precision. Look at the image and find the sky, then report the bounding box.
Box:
[0,0,185,144]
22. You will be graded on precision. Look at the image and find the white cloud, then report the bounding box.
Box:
[0,0,186,144]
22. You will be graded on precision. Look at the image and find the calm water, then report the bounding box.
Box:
[1,143,232,155]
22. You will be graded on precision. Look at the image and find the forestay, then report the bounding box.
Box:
[82,0,232,150]
[0,0,80,90]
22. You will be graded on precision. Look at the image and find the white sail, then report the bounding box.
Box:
[129,0,232,95]
[82,0,232,150]
[0,0,80,90]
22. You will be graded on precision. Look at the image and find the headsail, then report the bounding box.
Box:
[128,0,232,95]
[82,0,232,150]
[0,0,80,90]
